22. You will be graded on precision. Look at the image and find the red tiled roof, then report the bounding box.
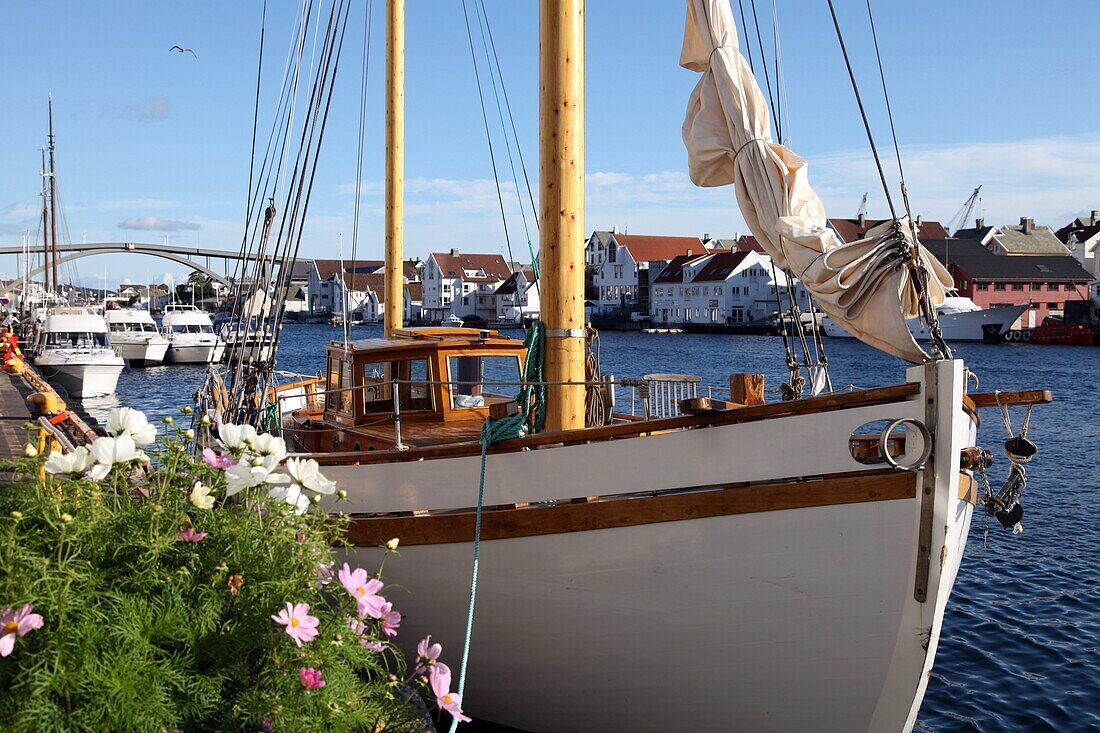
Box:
[829,218,949,243]
[652,253,713,283]
[431,252,512,281]
[736,235,765,253]
[612,233,706,263]
[406,282,423,301]
[692,251,751,281]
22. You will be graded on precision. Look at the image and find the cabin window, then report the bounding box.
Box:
[361,359,433,413]
[45,331,110,348]
[447,354,521,409]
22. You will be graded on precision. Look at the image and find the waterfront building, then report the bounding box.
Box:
[922,238,1092,327]
[649,249,810,325]
[954,217,1070,256]
[588,232,720,317]
[421,249,512,323]
[829,215,949,243]
[308,258,417,317]
[493,268,539,322]
[1055,209,1100,282]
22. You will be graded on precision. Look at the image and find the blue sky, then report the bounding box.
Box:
[3,0,1100,287]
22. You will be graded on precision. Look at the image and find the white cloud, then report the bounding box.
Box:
[121,96,171,123]
[119,215,201,232]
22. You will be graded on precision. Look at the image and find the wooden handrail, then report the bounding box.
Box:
[966,390,1053,408]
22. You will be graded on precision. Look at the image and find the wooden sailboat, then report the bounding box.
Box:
[273,1,1051,729]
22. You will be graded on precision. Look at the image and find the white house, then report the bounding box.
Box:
[588,232,718,317]
[494,268,540,322]
[649,250,811,325]
[421,249,512,322]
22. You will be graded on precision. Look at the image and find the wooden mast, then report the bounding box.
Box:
[384,0,405,336]
[47,96,60,296]
[539,0,586,432]
[40,147,50,294]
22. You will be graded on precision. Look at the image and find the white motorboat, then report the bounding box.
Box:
[29,308,124,398]
[161,305,226,364]
[104,307,169,367]
[215,315,277,362]
[822,294,1031,342]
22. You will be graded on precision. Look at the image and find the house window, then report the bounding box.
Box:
[1064,283,1075,291]
[731,307,744,323]
[1046,283,1058,291]
[1011,283,1023,291]
[994,283,1006,291]
[976,283,990,291]
[1031,282,1043,290]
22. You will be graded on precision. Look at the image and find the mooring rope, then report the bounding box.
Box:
[450,322,545,730]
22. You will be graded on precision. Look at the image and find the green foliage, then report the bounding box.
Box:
[0,428,429,733]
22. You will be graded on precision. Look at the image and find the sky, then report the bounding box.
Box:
[2,0,1100,288]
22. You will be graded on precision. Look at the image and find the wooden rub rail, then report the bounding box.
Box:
[304,382,922,466]
[344,469,917,547]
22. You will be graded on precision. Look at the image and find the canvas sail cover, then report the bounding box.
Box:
[680,0,952,363]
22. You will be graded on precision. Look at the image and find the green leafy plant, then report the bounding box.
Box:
[0,408,466,732]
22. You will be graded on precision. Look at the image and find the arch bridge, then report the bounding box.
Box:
[0,241,303,285]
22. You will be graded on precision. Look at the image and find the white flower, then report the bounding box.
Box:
[44,446,92,476]
[23,444,38,458]
[87,435,143,481]
[250,433,287,461]
[218,423,258,453]
[189,481,215,510]
[386,538,400,552]
[284,457,336,495]
[224,455,288,497]
[267,483,310,515]
[106,407,158,447]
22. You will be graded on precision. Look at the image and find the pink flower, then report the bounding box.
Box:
[379,601,401,637]
[272,602,319,647]
[337,563,386,618]
[414,635,442,676]
[176,527,208,542]
[298,667,326,690]
[346,616,385,652]
[430,664,471,723]
[0,604,44,657]
[314,561,334,587]
[201,447,235,470]
[362,639,385,652]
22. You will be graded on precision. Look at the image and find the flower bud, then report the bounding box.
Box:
[163,416,174,425]
[310,494,322,504]
[23,444,38,458]
[10,511,23,519]
[184,429,195,441]
[60,513,73,523]
[337,489,348,500]
[181,406,194,415]
[200,415,212,427]
[386,538,400,552]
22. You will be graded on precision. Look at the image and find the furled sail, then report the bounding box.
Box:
[680,0,952,363]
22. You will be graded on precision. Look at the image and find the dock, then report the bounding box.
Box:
[0,370,33,460]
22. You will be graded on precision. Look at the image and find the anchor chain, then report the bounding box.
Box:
[979,391,1037,535]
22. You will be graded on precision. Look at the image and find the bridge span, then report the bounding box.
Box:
[0,241,304,285]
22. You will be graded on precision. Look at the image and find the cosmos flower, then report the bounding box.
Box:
[201,447,235,470]
[298,667,326,690]
[189,481,215,510]
[284,457,336,495]
[106,407,158,446]
[272,602,319,647]
[0,604,44,657]
[337,563,386,619]
[43,446,91,476]
[87,435,144,481]
[378,601,401,637]
[176,527,208,543]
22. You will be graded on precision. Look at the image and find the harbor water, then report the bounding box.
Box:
[77,323,1099,732]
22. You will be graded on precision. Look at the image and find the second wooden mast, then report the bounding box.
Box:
[540,0,586,432]
[384,0,404,336]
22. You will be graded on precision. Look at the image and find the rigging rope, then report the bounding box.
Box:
[347,0,374,344]
[450,321,545,733]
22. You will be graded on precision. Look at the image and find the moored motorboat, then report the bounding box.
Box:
[822,294,1031,342]
[29,307,124,398]
[161,305,226,364]
[104,307,170,366]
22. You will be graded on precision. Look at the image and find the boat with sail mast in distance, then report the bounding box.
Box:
[204,1,1053,729]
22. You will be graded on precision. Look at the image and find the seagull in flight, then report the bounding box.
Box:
[169,45,197,58]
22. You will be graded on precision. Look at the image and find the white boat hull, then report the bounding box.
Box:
[321,361,974,731]
[823,303,1031,342]
[32,358,124,398]
[165,340,226,364]
[111,337,169,367]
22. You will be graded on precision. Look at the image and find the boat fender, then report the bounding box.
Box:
[1021,330,1031,342]
[27,391,66,416]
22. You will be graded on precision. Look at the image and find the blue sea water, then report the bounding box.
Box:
[78,323,1100,731]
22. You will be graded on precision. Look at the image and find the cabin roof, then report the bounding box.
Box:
[328,327,525,357]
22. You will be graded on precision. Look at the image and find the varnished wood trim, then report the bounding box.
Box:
[304,382,922,466]
[344,470,917,547]
[967,390,1053,408]
[958,473,977,504]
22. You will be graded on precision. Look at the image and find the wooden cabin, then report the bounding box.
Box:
[288,327,526,453]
